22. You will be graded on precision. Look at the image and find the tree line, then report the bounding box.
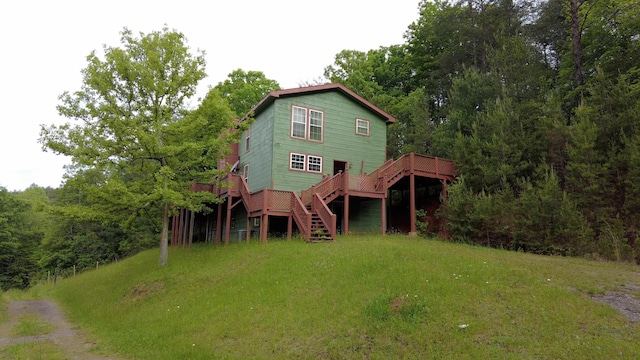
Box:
[324,0,640,262]
[2,0,639,290]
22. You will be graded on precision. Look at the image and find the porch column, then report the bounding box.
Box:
[441,180,448,239]
[246,217,251,242]
[381,197,386,235]
[261,214,268,243]
[409,173,417,236]
[215,202,222,245]
[171,215,177,246]
[343,194,350,235]
[287,215,292,240]
[188,210,195,246]
[225,197,232,245]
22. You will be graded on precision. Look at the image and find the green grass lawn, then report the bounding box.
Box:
[34,235,640,359]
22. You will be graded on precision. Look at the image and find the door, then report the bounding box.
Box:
[333,160,347,175]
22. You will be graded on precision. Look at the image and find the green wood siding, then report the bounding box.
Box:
[239,106,275,192]
[349,198,382,234]
[270,91,388,193]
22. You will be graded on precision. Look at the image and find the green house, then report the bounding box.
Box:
[172,84,456,244]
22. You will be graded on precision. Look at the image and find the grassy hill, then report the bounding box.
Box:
[33,236,640,358]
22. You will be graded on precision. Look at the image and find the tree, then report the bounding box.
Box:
[214,69,280,117]
[40,27,241,267]
[0,187,41,290]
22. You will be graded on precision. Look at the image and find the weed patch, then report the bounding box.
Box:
[10,314,55,337]
[0,340,66,360]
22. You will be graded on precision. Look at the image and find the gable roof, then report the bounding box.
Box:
[243,83,396,124]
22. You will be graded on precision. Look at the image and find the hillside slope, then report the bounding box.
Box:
[48,235,639,359]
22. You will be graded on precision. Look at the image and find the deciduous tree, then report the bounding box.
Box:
[40,27,241,266]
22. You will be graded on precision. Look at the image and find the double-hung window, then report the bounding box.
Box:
[292,107,307,139]
[356,118,370,136]
[290,153,306,171]
[307,155,322,173]
[290,153,322,173]
[291,106,323,142]
[244,129,250,153]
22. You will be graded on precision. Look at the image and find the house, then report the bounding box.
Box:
[171,83,456,244]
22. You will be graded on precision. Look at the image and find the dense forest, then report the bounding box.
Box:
[2,0,639,290]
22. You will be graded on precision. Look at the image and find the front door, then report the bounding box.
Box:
[333,160,347,175]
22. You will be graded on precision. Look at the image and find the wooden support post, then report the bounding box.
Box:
[381,197,386,235]
[441,180,448,239]
[344,194,350,235]
[171,215,177,246]
[287,215,292,240]
[225,197,232,245]
[261,214,268,243]
[215,202,222,245]
[178,209,184,245]
[409,173,417,236]
[246,217,251,242]
[188,210,195,246]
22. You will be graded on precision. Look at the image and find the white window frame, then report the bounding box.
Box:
[291,106,307,139]
[291,105,323,142]
[355,118,370,136]
[244,129,250,153]
[243,163,249,182]
[290,153,306,171]
[308,110,323,142]
[307,155,322,173]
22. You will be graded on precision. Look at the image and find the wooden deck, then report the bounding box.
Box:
[176,153,456,244]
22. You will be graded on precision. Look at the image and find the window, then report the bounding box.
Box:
[309,110,323,141]
[356,118,370,136]
[292,107,307,139]
[243,163,249,182]
[291,106,323,142]
[308,155,322,173]
[290,153,305,171]
[244,129,250,153]
[290,153,323,173]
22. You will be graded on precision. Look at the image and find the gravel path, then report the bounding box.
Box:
[0,299,122,359]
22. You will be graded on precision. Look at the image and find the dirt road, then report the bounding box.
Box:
[0,299,122,359]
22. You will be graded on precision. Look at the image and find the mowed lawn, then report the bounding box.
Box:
[40,235,640,359]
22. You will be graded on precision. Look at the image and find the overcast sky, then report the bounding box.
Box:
[0,0,421,192]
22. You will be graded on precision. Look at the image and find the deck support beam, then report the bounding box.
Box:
[215,202,222,245]
[409,172,417,236]
[343,194,350,235]
[225,197,232,245]
[381,197,386,235]
[260,214,268,243]
[188,210,195,246]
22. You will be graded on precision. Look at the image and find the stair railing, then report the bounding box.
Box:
[291,192,312,241]
[312,193,336,240]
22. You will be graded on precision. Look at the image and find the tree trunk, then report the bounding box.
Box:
[159,203,169,267]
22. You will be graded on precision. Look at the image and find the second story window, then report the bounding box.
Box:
[356,118,370,136]
[244,129,250,153]
[291,106,323,142]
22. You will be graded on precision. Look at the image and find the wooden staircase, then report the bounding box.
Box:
[308,206,333,242]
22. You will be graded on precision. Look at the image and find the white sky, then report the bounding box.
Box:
[0,0,421,191]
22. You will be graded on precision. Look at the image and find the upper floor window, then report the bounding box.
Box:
[356,118,370,136]
[244,129,250,153]
[291,106,323,142]
[243,163,249,182]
